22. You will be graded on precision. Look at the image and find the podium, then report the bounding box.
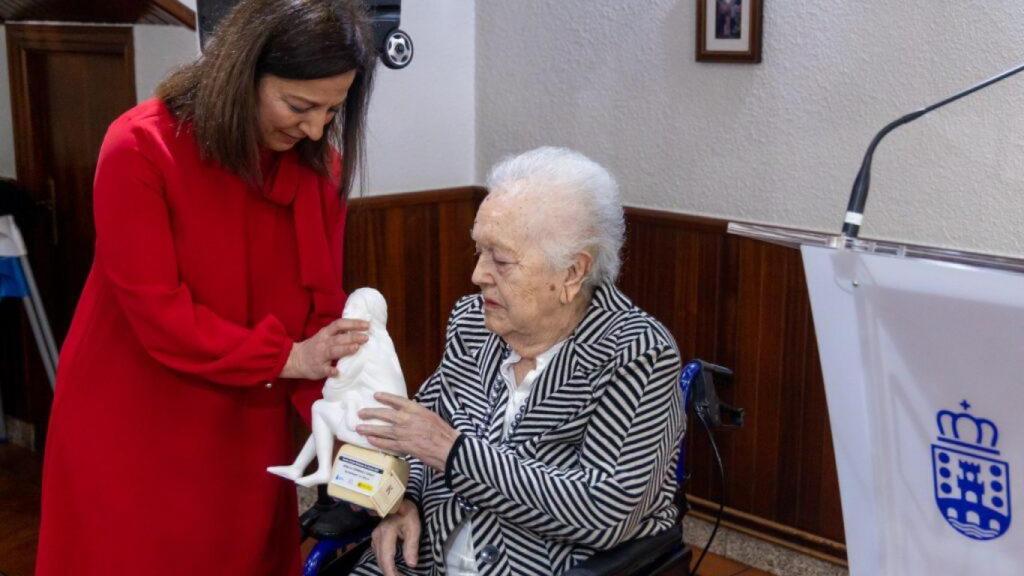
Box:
[729,222,1024,576]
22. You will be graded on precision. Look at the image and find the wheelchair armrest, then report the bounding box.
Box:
[564,525,687,576]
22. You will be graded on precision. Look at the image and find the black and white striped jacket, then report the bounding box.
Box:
[351,283,685,576]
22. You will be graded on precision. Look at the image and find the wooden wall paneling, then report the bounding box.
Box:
[780,248,844,544]
[436,196,480,336]
[691,230,726,362]
[683,236,846,561]
[621,211,728,364]
[2,176,844,559]
[815,351,844,544]
[687,232,742,502]
[381,204,411,374]
[340,191,846,561]
[343,188,483,396]
[695,229,730,496]
[751,241,788,521]
[619,218,677,328]
[726,239,768,514]
[795,330,826,534]
[616,212,843,559]
[620,210,730,506]
[775,253,812,529]
[398,202,440,389]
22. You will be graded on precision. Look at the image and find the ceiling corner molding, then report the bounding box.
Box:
[0,1,197,28]
[150,0,196,30]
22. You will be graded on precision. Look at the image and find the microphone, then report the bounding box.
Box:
[842,61,1024,238]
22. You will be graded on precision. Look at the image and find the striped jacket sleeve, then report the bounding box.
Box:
[443,341,684,550]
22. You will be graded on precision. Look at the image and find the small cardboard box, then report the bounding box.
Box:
[327,444,410,517]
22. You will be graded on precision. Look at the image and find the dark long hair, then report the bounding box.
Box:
[157,0,377,198]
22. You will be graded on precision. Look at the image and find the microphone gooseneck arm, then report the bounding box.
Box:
[842,61,1024,238]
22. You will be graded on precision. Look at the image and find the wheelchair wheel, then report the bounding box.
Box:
[381,29,413,69]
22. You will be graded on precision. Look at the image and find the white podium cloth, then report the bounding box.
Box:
[803,246,1024,575]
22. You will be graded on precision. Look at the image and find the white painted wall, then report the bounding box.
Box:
[1,1,476,194]
[362,0,475,195]
[133,25,199,101]
[0,27,15,178]
[141,0,477,195]
[16,3,1019,257]
[135,0,478,196]
[477,1,1024,258]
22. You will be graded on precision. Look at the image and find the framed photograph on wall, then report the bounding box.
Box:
[696,0,763,63]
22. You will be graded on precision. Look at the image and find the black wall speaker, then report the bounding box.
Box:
[195,0,412,69]
[196,0,236,49]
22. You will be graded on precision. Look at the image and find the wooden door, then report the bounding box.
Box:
[5,24,136,449]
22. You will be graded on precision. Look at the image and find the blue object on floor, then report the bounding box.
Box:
[0,256,29,298]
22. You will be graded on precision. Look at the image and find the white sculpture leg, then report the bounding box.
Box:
[295,399,348,487]
[266,435,316,481]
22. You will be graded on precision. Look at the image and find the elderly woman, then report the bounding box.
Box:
[352,147,685,576]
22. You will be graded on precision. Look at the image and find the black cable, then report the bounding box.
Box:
[689,411,726,576]
[841,60,1024,238]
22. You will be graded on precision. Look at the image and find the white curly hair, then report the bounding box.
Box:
[484,147,624,290]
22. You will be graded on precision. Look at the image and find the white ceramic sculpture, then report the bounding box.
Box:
[267,287,407,487]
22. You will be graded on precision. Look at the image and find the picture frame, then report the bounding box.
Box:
[696,0,763,63]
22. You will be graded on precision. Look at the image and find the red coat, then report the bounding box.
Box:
[36,99,347,575]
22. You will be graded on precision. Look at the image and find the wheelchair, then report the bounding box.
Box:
[299,359,741,576]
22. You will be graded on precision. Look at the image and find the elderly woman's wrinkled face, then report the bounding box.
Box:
[471,195,569,343]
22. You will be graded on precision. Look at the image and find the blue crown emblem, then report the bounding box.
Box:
[931,400,1011,541]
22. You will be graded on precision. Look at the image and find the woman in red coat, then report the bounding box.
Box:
[35,1,379,573]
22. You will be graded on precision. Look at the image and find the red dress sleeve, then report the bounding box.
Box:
[92,120,293,387]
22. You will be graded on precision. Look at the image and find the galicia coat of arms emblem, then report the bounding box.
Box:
[932,400,1011,541]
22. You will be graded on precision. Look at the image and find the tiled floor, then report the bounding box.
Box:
[689,547,774,575]
[0,443,767,576]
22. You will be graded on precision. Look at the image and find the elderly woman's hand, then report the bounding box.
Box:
[357,393,460,471]
[279,318,369,380]
[372,499,420,576]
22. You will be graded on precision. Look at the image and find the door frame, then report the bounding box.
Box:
[3,23,135,449]
[6,23,136,190]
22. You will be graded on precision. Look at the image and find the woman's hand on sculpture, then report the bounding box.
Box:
[279,318,369,380]
[371,499,420,576]
[358,393,460,472]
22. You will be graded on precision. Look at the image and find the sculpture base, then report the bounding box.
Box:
[327,444,409,517]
